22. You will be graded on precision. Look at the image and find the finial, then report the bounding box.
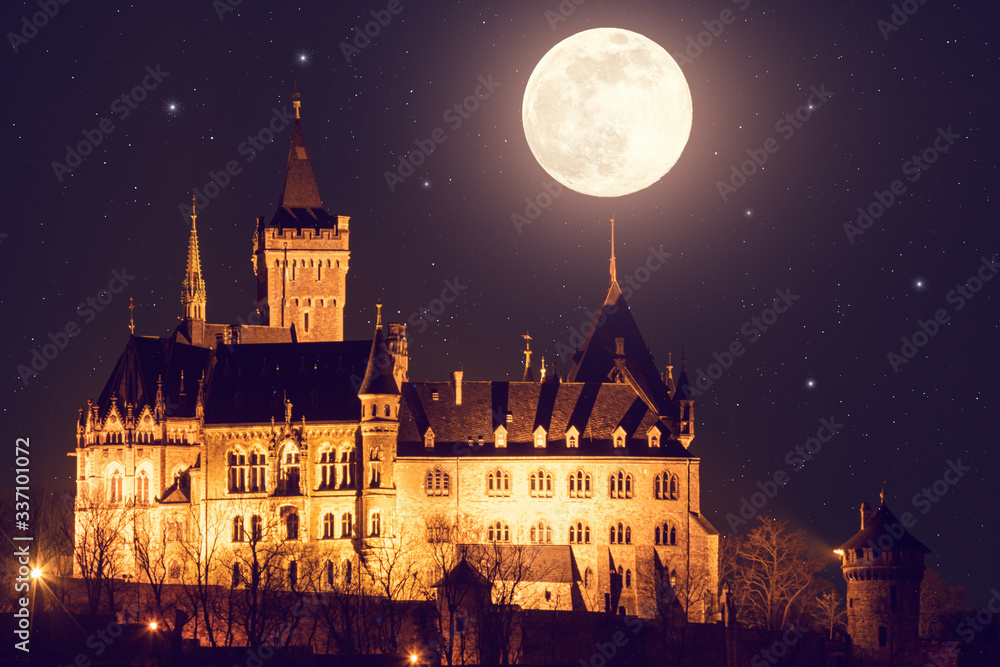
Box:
[376,300,383,329]
[129,297,135,335]
[292,89,301,120]
[522,331,533,370]
[190,195,197,230]
[610,214,617,284]
[540,356,547,381]
[880,478,887,505]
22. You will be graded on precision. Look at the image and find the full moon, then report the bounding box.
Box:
[522,28,692,198]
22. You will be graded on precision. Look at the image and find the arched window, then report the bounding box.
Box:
[530,469,553,498]
[136,469,150,504]
[370,511,381,537]
[669,474,679,500]
[426,468,451,496]
[250,514,263,542]
[570,521,591,544]
[323,513,335,539]
[232,516,245,542]
[610,471,633,499]
[487,469,511,497]
[611,522,631,545]
[279,443,301,495]
[232,562,242,588]
[625,569,632,589]
[655,522,678,546]
[488,521,510,543]
[343,560,352,586]
[288,560,298,588]
[584,567,593,588]
[569,470,593,498]
[341,512,353,538]
[325,560,335,588]
[625,526,632,545]
[168,560,181,581]
[109,470,123,503]
[384,404,391,417]
[338,447,355,489]
[531,519,552,544]
[369,448,382,488]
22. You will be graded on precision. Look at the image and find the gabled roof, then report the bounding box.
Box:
[566,280,675,417]
[839,503,930,553]
[397,380,691,458]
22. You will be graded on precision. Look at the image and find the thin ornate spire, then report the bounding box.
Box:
[522,331,534,382]
[610,214,617,285]
[129,297,135,335]
[181,195,206,321]
[376,300,383,329]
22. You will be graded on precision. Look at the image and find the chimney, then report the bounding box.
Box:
[452,370,463,406]
[615,337,625,356]
[860,502,871,529]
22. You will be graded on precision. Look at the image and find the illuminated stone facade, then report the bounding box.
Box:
[71,98,720,623]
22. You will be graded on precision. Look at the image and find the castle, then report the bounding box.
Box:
[70,94,721,640]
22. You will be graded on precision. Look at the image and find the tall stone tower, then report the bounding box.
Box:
[837,496,929,666]
[357,308,400,547]
[253,92,349,341]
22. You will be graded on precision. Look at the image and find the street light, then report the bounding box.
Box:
[30,568,42,579]
[149,621,158,631]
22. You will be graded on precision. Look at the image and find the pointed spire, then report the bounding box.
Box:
[358,320,399,396]
[522,331,534,382]
[376,300,383,330]
[665,351,676,395]
[609,214,617,286]
[181,195,206,321]
[276,91,324,211]
[129,297,135,335]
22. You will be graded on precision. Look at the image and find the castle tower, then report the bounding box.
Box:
[253,92,349,341]
[837,497,929,666]
[180,198,207,346]
[357,307,400,547]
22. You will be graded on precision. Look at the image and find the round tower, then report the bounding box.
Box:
[837,497,929,666]
[356,307,400,545]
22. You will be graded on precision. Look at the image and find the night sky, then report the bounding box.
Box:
[4,1,998,606]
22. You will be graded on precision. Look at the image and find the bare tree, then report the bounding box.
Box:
[130,505,183,630]
[74,487,131,616]
[177,500,234,647]
[358,519,424,655]
[722,516,827,631]
[920,569,967,640]
[813,590,847,639]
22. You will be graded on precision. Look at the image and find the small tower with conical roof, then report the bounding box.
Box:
[837,495,929,666]
[673,355,694,448]
[181,196,207,345]
[357,305,400,546]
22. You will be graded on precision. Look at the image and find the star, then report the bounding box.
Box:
[296,50,312,66]
[744,209,753,218]
[164,100,181,117]
[912,277,927,292]
[805,378,816,390]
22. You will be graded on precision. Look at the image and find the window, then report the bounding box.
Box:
[584,568,593,588]
[487,469,511,497]
[426,516,451,543]
[610,471,634,499]
[323,513,335,539]
[566,427,580,448]
[285,511,299,540]
[279,444,301,494]
[530,469,554,498]
[569,522,591,544]
[370,511,381,537]
[289,560,298,588]
[530,519,552,544]
[232,562,242,588]
[318,448,335,489]
[655,522,677,546]
[341,512,353,538]
[109,470,123,503]
[610,522,631,545]
[369,448,382,488]
[232,516,245,542]
[625,570,632,589]
[569,470,593,498]
[250,514,263,542]
[343,560,352,586]
[426,468,451,496]
[304,312,309,333]
[488,521,510,543]
[384,404,391,417]
[495,428,506,448]
[136,469,150,504]
[338,448,355,489]
[534,428,546,448]
[168,561,181,581]
[249,450,266,492]
[325,561,335,588]
[424,429,435,449]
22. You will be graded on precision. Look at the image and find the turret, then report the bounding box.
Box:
[673,356,694,448]
[837,495,929,665]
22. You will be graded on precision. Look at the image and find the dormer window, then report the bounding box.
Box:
[534,427,546,448]
[424,428,435,449]
[647,425,663,448]
[566,426,580,448]
[613,426,627,448]
[494,426,507,448]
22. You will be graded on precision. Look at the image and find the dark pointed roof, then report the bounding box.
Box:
[566,280,675,417]
[357,326,399,396]
[674,361,692,402]
[839,503,930,553]
[267,99,338,229]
